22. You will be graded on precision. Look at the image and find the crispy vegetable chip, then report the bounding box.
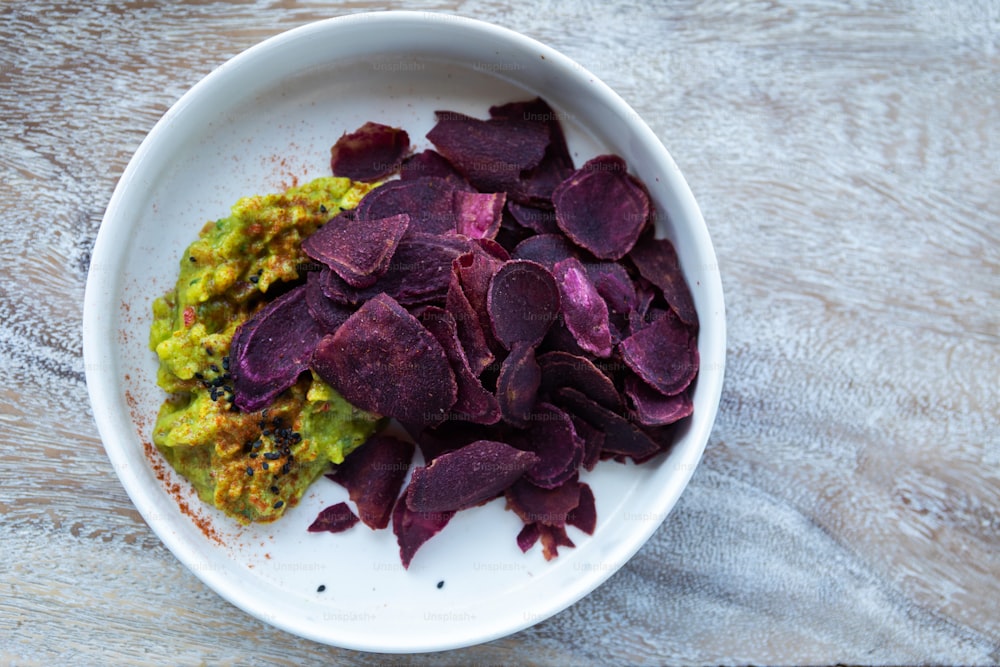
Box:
[302,212,409,288]
[553,155,651,260]
[355,176,458,235]
[392,496,454,569]
[453,190,506,240]
[511,233,580,270]
[537,350,622,411]
[230,284,324,412]
[511,402,584,489]
[505,476,581,528]
[624,374,694,426]
[619,307,698,396]
[305,269,353,333]
[326,434,414,529]
[628,232,698,327]
[566,482,596,535]
[307,502,360,533]
[554,387,660,461]
[406,440,539,513]
[400,149,472,188]
[553,257,613,358]
[330,121,409,182]
[495,341,541,428]
[311,293,457,424]
[487,260,561,349]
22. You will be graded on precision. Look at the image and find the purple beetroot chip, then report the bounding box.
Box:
[307,502,360,533]
[510,402,584,489]
[536,350,622,412]
[619,307,698,397]
[305,269,353,333]
[552,154,651,260]
[538,524,575,560]
[627,233,698,328]
[516,522,540,552]
[325,434,415,530]
[624,373,694,426]
[566,482,596,535]
[400,149,472,188]
[510,233,581,271]
[420,307,501,425]
[554,387,661,461]
[453,190,506,240]
[507,201,561,235]
[505,476,581,528]
[445,267,495,377]
[330,121,410,182]
[427,109,550,193]
[311,293,458,424]
[355,177,458,236]
[302,212,409,288]
[486,259,561,349]
[406,440,540,513]
[553,257,613,358]
[230,284,325,413]
[392,495,455,569]
[495,341,541,428]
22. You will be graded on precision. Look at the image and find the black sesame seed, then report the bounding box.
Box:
[281,463,291,475]
[437,581,444,589]
[249,452,258,459]
[270,485,279,494]
[245,466,253,476]
[189,256,197,262]
[249,275,259,283]
[252,440,262,450]
[262,462,269,471]
[317,584,326,592]
[205,347,214,356]
[209,364,220,373]
[273,500,284,509]
[262,429,271,436]
[319,205,327,214]
[263,452,280,461]
[222,357,230,370]
[194,372,204,380]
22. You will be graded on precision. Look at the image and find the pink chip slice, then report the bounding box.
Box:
[406,440,540,513]
[453,190,506,240]
[619,306,698,397]
[553,257,613,358]
[552,154,651,260]
[624,373,694,426]
[311,293,458,424]
[329,121,409,182]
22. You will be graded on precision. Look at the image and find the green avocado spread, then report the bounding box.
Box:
[150,176,383,524]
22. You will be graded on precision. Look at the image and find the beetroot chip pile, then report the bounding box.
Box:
[226,99,700,567]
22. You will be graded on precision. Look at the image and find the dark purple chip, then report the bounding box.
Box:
[329,121,410,182]
[624,373,694,426]
[311,293,458,424]
[536,351,622,411]
[230,284,325,413]
[392,495,455,569]
[325,434,414,530]
[453,190,506,240]
[406,440,540,513]
[420,307,501,426]
[628,233,698,328]
[305,268,353,333]
[510,402,584,489]
[355,177,459,236]
[400,149,473,189]
[453,244,507,357]
[495,341,541,428]
[445,268,495,377]
[505,476,581,528]
[487,260,561,350]
[427,110,550,193]
[510,233,581,271]
[416,419,502,463]
[307,502,360,533]
[553,387,661,461]
[569,414,604,471]
[516,522,540,552]
[507,201,561,235]
[302,212,409,288]
[619,307,698,397]
[553,257,613,358]
[566,482,596,535]
[553,154,651,260]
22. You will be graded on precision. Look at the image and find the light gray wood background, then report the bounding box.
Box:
[2,1,998,665]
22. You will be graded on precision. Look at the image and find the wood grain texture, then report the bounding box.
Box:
[2,0,998,664]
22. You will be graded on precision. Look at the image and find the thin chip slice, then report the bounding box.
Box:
[453,190,506,240]
[400,149,472,188]
[305,269,353,333]
[619,307,698,397]
[553,155,651,260]
[505,476,581,528]
[330,121,409,182]
[420,307,501,425]
[307,502,360,533]
[355,177,458,235]
[302,212,409,288]
[326,434,414,530]
[392,496,455,569]
[624,374,694,426]
[495,341,541,428]
[487,260,561,349]
[554,387,661,461]
[445,268,495,377]
[311,293,457,424]
[511,233,580,271]
[510,402,584,489]
[406,440,539,513]
[537,351,622,411]
[516,522,540,552]
[553,257,613,358]
[230,284,324,412]
[566,482,596,535]
[507,201,561,235]
[628,233,698,327]
[538,524,575,560]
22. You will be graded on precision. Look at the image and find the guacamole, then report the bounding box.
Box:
[150,176,383,524]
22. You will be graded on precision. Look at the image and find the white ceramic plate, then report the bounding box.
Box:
[83,11,725,653]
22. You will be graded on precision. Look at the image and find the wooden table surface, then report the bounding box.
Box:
[2,1,998,665]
